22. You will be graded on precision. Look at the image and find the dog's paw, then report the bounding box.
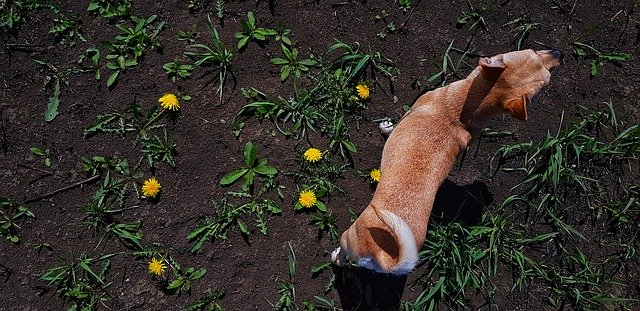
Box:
[331,247,342,266]
[378,119,394,137]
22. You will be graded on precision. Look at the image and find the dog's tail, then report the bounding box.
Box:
[370,204,419,275]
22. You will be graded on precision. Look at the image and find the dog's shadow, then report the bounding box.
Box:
[333,179,492,310]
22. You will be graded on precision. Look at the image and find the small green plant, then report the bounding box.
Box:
[79,157,146,251]
[215,0,225,22]
[572,41,630,77]
[219,142,278,194]
[30,146,52,167]
[188,193,282,253]
[104,15,165,88]
[488,101,640,309]
[186,15,234,103]
[85,101,179,169]
[163,60,194,82]
[87,0,131,18]
[178,27,198,44]
[0,197,35,244]
[398,0,412,12]
[503,17,541,50]
[374,10,396,40]
[234,11,277,51]
[166,257,207,296]
[41,252,119,310]
[186,288,226,311]
[274,20,293,46]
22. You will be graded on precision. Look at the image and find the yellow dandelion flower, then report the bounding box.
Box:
[141,178,161,198]
[158,93,180,111]
[370,168,381,183]
[148,257,167,276]
[303,148,322,163]
[356,83,370,100]
[298,190,317,208]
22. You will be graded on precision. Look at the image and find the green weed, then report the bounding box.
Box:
[374,10,396,40]
[219,142,278,195]
[140,129,178,168]
[272,243,297,310]
[187,193,282,253]
[166,257,207,296]
[456,3,488,30]
[236,40,398,160]
[398,0,412,12]
[104,15,165,88]
[0,0,51,31]
[186,288,226,311]
[30,146,52,167]
[87,0,130,19]
[49,13,86,46]
[163,60,194,82]
[186,15,234,103]
[41,252,120,310]
[491,101,640,309]
[270,44,317,83]
[85,102,179,169]
[0,197,35,244]
[32,57,83,122]
[235,11,277,51]
[421,41,476,90]
[77,47,102,80]
[572,41,630,77]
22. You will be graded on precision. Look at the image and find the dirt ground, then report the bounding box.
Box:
[1,0,639,310]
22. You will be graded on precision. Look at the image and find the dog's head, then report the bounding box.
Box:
[479,49,562,121]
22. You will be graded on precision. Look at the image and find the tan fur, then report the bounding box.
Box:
[331,49,562,274]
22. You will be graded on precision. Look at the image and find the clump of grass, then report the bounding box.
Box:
[0,0,52,31]
[185,15,234,104]
[419,41,476,90]
[236,40,398,160]
[40,252,120,310]
[234,11,277,51]
[490,100,640,309]
[85,98,180,169]
[456,2,488,30]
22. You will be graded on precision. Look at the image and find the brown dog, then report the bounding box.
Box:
[331,49,562,274]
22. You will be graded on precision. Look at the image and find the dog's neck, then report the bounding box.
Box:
[452,67,504,133]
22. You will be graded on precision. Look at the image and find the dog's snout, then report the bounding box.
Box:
[550,49,564,60]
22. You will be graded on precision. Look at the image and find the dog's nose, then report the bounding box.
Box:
[550,49,564,60]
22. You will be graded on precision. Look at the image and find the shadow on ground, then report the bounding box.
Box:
[333,179,493,310]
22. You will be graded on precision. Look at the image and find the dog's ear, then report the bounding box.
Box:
[479,55,506,78]
[503,95,528,121]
